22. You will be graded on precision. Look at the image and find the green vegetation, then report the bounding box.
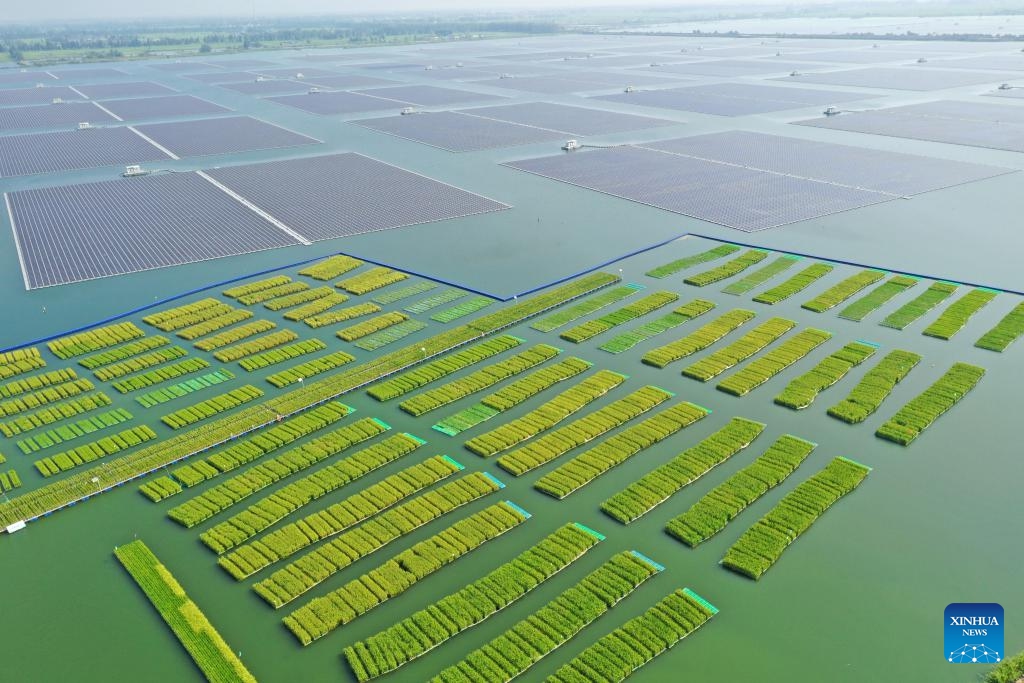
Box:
[354,320,428,350]
[93,346,188,381]
[79,337,170,370]
[264,286,332,312]
[598,298,716,354]
[717,328,832,397]
[265,351,355,388]
[774,341,877,410]
[111,358,211,393]
[684,249,768,287]
[113,540,256,683]
[337,312,410,341]
[238,339,326,371]
[282,292,350,322]
[143,299,232,332]
[560,292,680,343]
[35,425,158,477]
[298,254,363,281]
[802,269,885,313]
[194,321,277,352]
[665,435,816,547]
[641,309,755,368]
[213,330,299,363]
[15,407,133,454]
[0,392,112,437]
[160,386,264,429]
[236,282,309,306]
[985,649,1024,683]
[876,362,985,446]
[879,281,958,329]
[0,469,22,493]
[922,288,997,340]
[837,275,918,321]
[646,243,740,278]
[0,377,96,417]
[722,255,799,295]
[343,523,601,681]
[430,551,660,682]
[139,477,182,502]
[177,310,255,341]
[826,350,921,423]
[0,348,46,380]
[48,322,145,359]
[135,371,235,408]
[0,368,78,399]
[371,280,437,304]
[682,318,795,382]
[721,457,870,580]
[535,402,709,499]
[547,588,718,683]
[405,288,466,314]
[531,284,644,332]
[303,303,380,328]
[975,301,1024,352]
[337,267,408,295]
[223,275,293,300]
[753,263,834,305]
[601,417,766,524]
[431,296,495,322]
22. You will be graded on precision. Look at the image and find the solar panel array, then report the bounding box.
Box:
[779,67,1016,91]
[593,82,873,116]
[132,116,319,157]
[0,101,115,132]
[254,67,342,80]
[354,84,504,106]
[219,79,310,95]
[917,55,1024,71]
[185,71,261,84]
[458,101,677,136]
[147,61,215,72]
[49,68,129,81]
[789,50,922,64]
[641,59,825,77]
[72,81,177,99]
[0,87,84,107]
[474,76,612,94]
[0,127,171,178]
[0,70,55,85]
[303,74,397,89]
[267,90,400,115]
[354,111,566,151]
[96,95,231,121]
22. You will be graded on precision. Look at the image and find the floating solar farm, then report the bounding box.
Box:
[593,82,876,116]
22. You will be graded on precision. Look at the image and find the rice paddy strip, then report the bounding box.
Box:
[15,408,133,454]
[371,281,438,305]
[774,341,877,410]
[176,309,255,341]
[282,292,350,322]
[717,328,832,397]
[405,288,467,314]
[238,339,326,371]
[134,370,236,408]
[837,276,918,322]
[35,425,158,477]
[78,337,170,370]
[236,282,310,306]
[560,292,680,344]
[547,588,719,683]
[601,417,766,525]
[922,288,998,340]
[265,350,356,388]
[684,249,769,287]
[303,303,380,329]
[111,358,211,393]
[975,301,1024,352]
[681,318,796,382]
[92,347,188,381]
[802,269,886,313]
[400,345,561,416]
[599,299,716,354]
[143,300,232,332]
[826,350,922,424]
[0,368,78,400]
[0,392,113,437]
[223,275,293,300]
[432,357,592,436]
[721,457,870,580]
[641,309,755,368]
[264,286,333,312]
[0,349,46,381]
[646,243,740,278]
[429,551,661,683]
[298,254,363,281]
[722,255,800,295]
[465,369,627,458]
[138,477,182,502]
[879,281,958,329]
[665,435,816,547]
[48,322,145,360]
[160,386,264,429]
[534,401,710,499]
[354,320,429,351]
[167,416,383,527]
[343,523,602,682]
[338,312,411,342]
[212,330,299,363]
[0,377,97,417]
[113,540,256,683]
[242,472,502,598]
[193,320,277,352]
[875,362,985,446]
[0,470,22,493]
[496,386,673,477]
[530,284,644,332]
[431,296,495,323]
[337,267,409,295]
[753,263,834,305]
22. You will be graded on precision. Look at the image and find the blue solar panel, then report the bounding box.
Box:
[219,79,309,95]
[0,101,116,132]
[131,116,319,157]
[458,102,677,136]
[267,90,399,115]
[354,111,565,151]
[0,70,56,85]
[354,84,504,106]
[0,127,171,177]
[779,67,1016,91]
[50,68,129,81]
[73,81,177,99]
[0,86,84,107]
[593,82,874,116]
[97,95,231,121]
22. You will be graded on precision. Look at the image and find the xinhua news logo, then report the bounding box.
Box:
[945,603,1003,664]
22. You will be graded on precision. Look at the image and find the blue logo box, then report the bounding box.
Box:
[945,603,1003,664]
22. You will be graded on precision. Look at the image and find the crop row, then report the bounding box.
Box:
[16,407,133,454]
[283,291,351,322]
[0,392,112,438]
[531,284,644,333]
[141,298,222,329]
[111,358,211,394]
[160,385,264,429]
[265,351,355,388]
[826,350,921,424]
[721,457,870,579]
[337,312,410,342]
[876,362,985,446]
[548,588,718,683]
[138,477,182,502]
[368,335,523,402]
[303,302,381,328]
[879,281,958,329]
[681,318,796,382]
[236,281,309,306]
[601,417,766,524]
[922,288,998,340]
[372,280,437,304]
[400,345,560,417]
[223,274,293,299]
[285,501,528,644]
[465,370,627,457]
[344,523,602,682]
[48,322,145,360]
[193,320,277,352]
[212,330,299,363]
[641,309,755,368]
[752,263,834,305]
[35,425,158,477]
[496,386,673,476]
[0,349,45,381]
[684,249,768,287]
[430,551,660,683]
[200,433,424,554]
[176,309,254,341]
[646,243,740,278]
[354,320,428,351]
[78,336,170,370]
[560,292,680,344]
[0,377,96,418]
[534,401,710,500]
[802,269,885,313]
[263,286,332,311]
[135,370,235,408]
[93,346,188,381]
[0,368,78,400]
[113,540,256,683]
[665,435,816,547]
[722,255,800,295]
[838,275,918,322]
[244,472,502,601]
[152,302,239,333]
[405,288,466,314]
[774,341,877,410]
[431,296,495,323]
[466,272,619,335]
[717,328,832,397]
[337,267,409,295]
[975,301,1024,352]
[0,469,22,492]
[298,254,363,281]
[238,339,326,372]
[599,298,716,354]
